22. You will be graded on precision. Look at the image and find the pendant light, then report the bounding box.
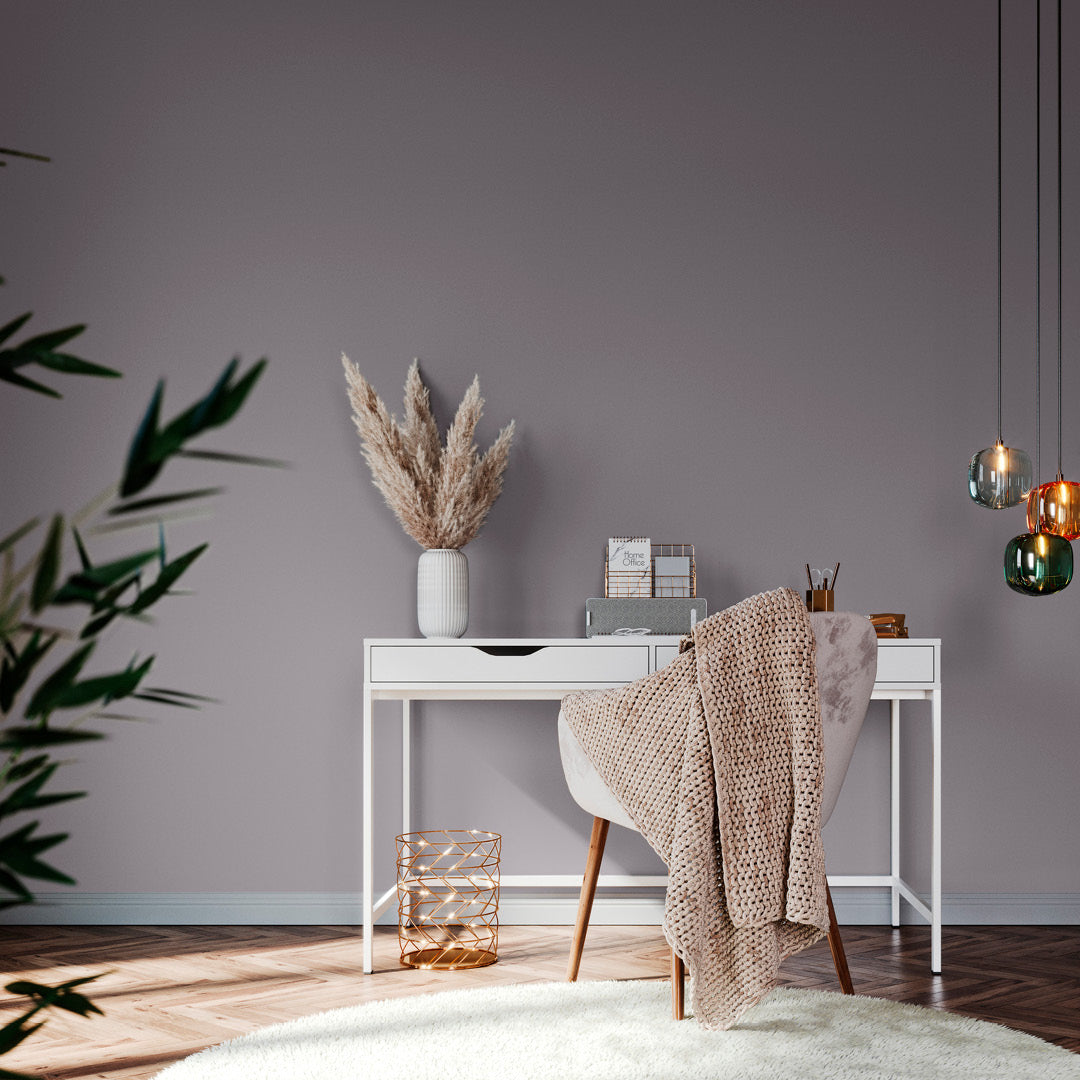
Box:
[1026,0,1080,538]
[1005,0,1073,595]
[970,0,1033,508]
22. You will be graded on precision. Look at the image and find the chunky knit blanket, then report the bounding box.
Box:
[561,587,828,1029]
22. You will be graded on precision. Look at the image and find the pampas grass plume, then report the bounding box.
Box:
[342,355,515,549]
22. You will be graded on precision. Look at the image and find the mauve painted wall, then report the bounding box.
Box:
[2,1,1078,907]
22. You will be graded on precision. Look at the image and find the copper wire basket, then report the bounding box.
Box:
[396,829,500,970]
[605,542,696,598]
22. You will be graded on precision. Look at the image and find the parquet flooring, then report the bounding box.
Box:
[0,923,1076,1079]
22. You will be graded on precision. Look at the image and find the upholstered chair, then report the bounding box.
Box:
[557,611,878,1018]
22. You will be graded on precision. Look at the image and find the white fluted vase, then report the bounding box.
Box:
[417,548,469,638]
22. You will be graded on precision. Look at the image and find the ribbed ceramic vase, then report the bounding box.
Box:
[417,548,469,638]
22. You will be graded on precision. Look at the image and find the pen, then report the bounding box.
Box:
[831,562,840,591]
[806,564,813,590]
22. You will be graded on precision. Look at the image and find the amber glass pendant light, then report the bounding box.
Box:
[1005,0,1073,595]
[970,0,1033,508]
[1026,2,1080,539]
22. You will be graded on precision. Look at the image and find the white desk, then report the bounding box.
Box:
[362,635,942,974]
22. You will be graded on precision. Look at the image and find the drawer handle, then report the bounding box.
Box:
[475,645,546,657]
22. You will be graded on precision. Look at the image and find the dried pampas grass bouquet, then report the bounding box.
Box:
[342,356,515,551]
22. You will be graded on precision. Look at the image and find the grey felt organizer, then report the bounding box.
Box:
[585,597,708,637]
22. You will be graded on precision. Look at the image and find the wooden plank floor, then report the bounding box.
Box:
[0,924,1077,1079]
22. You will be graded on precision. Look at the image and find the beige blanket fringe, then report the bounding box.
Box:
[561,587,828,1029]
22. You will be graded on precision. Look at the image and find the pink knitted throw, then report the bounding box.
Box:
[561,587,828,1028]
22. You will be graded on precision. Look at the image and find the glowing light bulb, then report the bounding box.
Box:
[969,443,1032,508]
[1027,478,1080,539]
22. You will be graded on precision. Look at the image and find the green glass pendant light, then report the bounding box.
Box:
[1025,0,1080,540]
[970,0,1033,508]
[1005,0,1073,595]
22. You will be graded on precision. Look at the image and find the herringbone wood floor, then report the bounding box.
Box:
[0,923,1077,1079]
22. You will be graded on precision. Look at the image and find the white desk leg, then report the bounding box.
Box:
[931,689,942,973]
[402,700,411,834]
[363,690,374,974]
[891,699,901,927]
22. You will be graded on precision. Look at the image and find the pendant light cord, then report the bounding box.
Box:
[998,0,1004,444]
[1057,0,1063,480]
[1036,0,1042,497]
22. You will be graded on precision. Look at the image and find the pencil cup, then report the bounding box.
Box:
[805,589,834,612]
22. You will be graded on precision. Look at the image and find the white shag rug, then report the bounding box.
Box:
[155,980,1080,1080]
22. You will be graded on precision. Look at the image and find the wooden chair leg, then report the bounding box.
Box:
[826,882,854,995]
[670,949,685,1019]
[566,816,610,981]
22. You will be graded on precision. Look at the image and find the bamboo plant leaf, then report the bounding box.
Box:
[201,356,267,429]
[80,609,119,640]
[71,528,92,572]
[47,655,153,712]
[0,866,35,907]
[0,762,84,818]
[0,754,49,785]
[87,506,213,536]
[0,592,28,643]
[129,544,207,615]
[9,324,86,355]
[119,380,164,498]
[0,822,76,885]
[29,515,64,613]
[0,728,105,751]
[0,519,41,558]
[132,687,214,708]
[178,448,290,468]
[0,367,62,397]
[158,359,240,451]
[0,631,55,714]
[108,488,224,517]
[23,641,95,719]
[51,549,156,606]
[0,318,116,399]
[0,313,32,348]
[31,352,120,379]
[139,687,216,703]
[119,359,267,499]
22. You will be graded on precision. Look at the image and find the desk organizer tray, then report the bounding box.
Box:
[585,597,707,637]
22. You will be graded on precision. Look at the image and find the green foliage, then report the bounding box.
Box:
[0,315,119,398]
[0,302,274,1076]
[1,347,267,901]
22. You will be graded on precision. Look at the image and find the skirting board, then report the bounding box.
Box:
[3,890,1080,926]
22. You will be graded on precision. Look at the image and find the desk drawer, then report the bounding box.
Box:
[655,645,681,670]
[369,644,652,685]
[875,644,936,684]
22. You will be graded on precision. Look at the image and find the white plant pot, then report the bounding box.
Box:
[417,548,469,638]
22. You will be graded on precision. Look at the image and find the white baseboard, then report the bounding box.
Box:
[3,889,1080,926]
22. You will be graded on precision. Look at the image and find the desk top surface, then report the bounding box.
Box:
[364,636,940,646]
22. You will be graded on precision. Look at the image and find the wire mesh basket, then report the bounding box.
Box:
[605,542,696,598]
[396,829,500,970]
